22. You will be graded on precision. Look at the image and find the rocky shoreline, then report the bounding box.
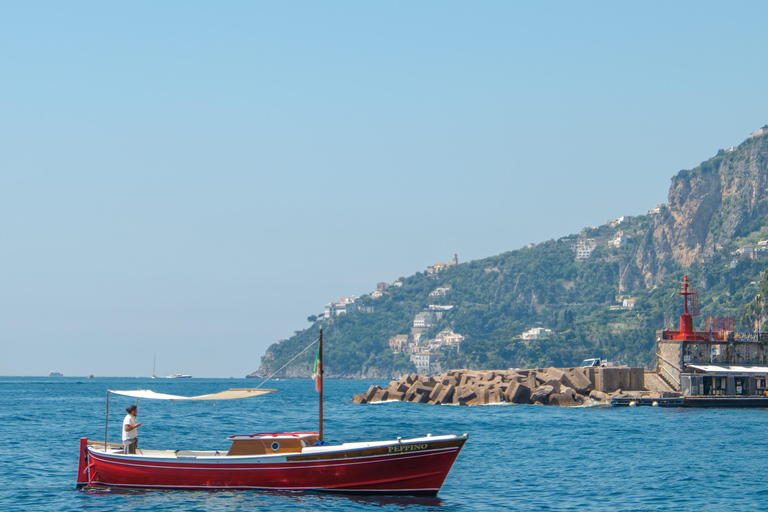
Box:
[353,367,674,406]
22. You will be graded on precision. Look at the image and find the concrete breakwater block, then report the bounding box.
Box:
[350,368,585,406]
[530,384,556,404]
[351,366,653,406]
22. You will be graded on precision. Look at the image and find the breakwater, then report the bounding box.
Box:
[353,366,657,406]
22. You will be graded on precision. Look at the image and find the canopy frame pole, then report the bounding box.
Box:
[319,328,324,441]
[104,390,111,451]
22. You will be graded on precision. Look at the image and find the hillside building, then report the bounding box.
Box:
[324,296,358,318]
[607,216,632,228]
[521,327,553,340]
[609,231,626,248]
[410,352,441,374]
[428,305,454,311]
[429,286,451,297]
[434,329,464,349]
[414,311,438,328]
[647,204,663,215]
[388,334,410,354]
[572,238,597,260]
[427,254,459,275]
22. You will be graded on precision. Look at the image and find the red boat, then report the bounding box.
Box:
[76,330,467,495]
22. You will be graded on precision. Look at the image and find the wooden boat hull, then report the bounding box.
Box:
[77,435,467,496]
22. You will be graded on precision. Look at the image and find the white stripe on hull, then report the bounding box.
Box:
[88,446,460,471]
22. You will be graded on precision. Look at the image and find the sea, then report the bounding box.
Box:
[2,376,767,512]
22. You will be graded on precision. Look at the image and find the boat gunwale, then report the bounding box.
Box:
[85,434,468,466]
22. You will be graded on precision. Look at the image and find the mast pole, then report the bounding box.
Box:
[104,389,110,451]
[319,328,324,441]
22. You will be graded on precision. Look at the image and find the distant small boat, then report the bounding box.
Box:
[150,355,190,378]
[49,371,64,377]
[88,375,95,379]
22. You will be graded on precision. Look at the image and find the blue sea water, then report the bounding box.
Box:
[1,376,767,512]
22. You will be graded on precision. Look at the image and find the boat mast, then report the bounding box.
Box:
[104,389,110,450]
[319,328,324,441]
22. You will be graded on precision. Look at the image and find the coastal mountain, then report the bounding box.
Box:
[635,127,768,285]
[250,127,768,380]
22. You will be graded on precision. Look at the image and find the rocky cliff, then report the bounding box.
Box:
[635,127,768,286]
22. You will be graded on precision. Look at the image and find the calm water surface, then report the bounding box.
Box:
[1,377,766,511]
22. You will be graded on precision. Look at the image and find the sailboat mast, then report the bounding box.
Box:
[319,328,324,441]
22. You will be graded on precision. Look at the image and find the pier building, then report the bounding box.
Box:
[656,276,768,397]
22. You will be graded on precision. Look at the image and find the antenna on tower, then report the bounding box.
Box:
[691,287,699,317]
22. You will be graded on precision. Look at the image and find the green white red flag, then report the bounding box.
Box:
[312,345,321,392]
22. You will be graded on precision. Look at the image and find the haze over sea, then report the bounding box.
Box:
[3,377,766,511]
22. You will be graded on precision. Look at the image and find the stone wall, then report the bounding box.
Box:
[657,339,683,390]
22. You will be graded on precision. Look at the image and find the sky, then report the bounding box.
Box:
[2,2,768,377]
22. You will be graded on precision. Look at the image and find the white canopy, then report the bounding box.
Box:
[108,388,276,401]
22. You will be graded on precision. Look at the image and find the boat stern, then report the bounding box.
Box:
[76,438,89,489]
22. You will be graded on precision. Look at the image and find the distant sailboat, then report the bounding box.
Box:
[152,354,190,378]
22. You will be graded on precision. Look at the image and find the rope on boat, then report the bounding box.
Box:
[254,337,319,389]
[87,463,97,486]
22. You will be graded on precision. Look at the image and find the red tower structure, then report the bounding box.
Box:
[679,275,694,337]
[665,276,706,341]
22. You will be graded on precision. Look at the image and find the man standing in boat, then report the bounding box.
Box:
[122,405,142,454]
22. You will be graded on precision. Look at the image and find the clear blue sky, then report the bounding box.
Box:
[2,2,767,377]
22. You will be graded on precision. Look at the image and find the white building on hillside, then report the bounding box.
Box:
[573,238,597,260]
[521,327,553,340]
[324,296,358,318]
[414,311,438,328]
[609,231,626,248]
[429,286,452,297]
[410,352,441,374]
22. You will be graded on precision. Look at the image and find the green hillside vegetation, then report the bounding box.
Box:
[254,130,768,379]
[256,221,768,378]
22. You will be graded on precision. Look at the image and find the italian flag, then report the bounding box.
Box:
[312,345,322,392]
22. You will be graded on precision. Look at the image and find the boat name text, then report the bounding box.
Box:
[388,443,428,453]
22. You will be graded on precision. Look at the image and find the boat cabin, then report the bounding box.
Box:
[226,432,320,456]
